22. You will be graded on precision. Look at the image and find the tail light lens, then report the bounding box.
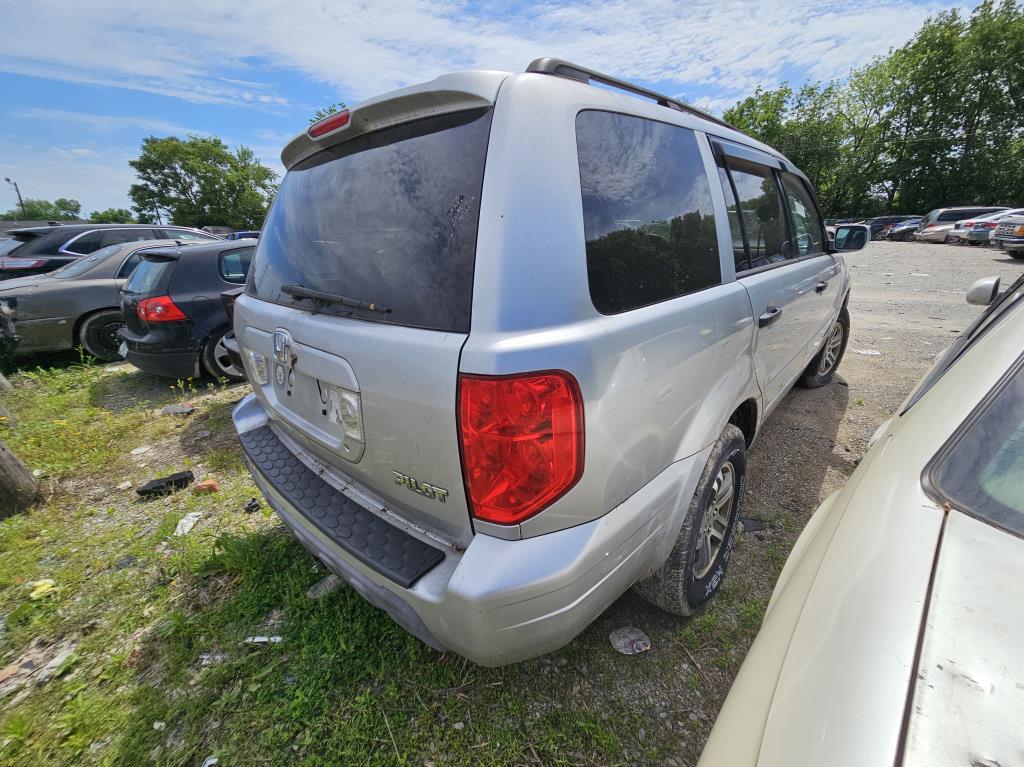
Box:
[458,371,584,525]
[308,109,351,138]
[137,295,187,323]
[981,222,998,229]
[0,258,47,270]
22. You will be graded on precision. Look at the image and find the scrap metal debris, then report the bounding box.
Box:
[609,626,651,656]
[137,470,194,497]
[160,403,195,416]
[851,348,882,356]
[243,498,261,514]
[174,512,202,536]
[306,574,341,600]
[243,635,283,645]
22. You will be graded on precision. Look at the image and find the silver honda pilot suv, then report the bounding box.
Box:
[232,58,868,666]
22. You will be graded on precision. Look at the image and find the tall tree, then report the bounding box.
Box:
[128,136,277,229]
[0,197,81,221]
[89,207,136,223]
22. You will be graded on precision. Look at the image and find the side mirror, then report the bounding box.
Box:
[832,224,870,252]
[966,276,1000,306]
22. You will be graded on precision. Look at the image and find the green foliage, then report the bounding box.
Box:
[310,102,347,124]
[88,207,135,223]
[724,0,1024,216]
[128,135,277,229]
[0,197,81,221]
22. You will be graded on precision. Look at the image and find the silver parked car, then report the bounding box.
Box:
[231,58,868,666]
[699,273,1024,766]
[0,239,189,360]
[915,205,1009,242]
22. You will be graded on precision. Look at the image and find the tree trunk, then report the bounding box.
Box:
[0,439,37,519]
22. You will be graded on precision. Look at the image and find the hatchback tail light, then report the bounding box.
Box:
[137,295,187,323]
[458,371,584,525]
[981,222,998,229]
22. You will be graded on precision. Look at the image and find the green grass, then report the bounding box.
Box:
[0,360,783,766]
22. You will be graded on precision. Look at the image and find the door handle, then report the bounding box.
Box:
[758,307,783,328]
[815,281,828,294]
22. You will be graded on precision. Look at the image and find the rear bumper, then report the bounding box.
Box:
[234,393,706,666]
[119,323,204,379]
[964,230,994,243]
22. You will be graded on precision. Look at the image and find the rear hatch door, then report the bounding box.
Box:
[119,251,180,337]
[237,106,494,547]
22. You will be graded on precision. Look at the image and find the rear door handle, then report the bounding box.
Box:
[758,307,783,328]
[815,281,828,294]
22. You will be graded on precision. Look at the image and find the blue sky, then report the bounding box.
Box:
[0,0,961,216]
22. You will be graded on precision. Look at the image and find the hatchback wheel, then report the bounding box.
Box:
[201,328,245,382]
[78,309,126,362]
[632,424,746,616]
[798,305,849,388]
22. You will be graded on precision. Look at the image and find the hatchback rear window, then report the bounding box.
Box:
[125,256,176,295]
[249,108,493,333]
[576,110,720,314]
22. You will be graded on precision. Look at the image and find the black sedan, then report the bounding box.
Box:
[0,239,190,360]
[118,240,254,381]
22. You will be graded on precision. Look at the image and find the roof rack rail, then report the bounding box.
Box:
[525,57,737,131]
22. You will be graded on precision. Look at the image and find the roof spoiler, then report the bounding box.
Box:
[280,71,505,170]
[526,57,738,131]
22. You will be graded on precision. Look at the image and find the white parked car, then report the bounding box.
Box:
[699,273,1024,766]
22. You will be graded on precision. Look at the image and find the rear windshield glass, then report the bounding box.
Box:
[125,257,176,295]
[929,357,1024,537]
[249,108,493,333]
[51,243,123,279]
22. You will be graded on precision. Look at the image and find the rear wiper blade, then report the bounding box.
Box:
[280,284,391,314]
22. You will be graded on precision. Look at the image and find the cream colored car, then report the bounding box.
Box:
[699,274,1024,767]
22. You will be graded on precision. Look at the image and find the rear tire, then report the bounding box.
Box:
[632,424,746,616]
[901,230,915,242]
[201,327,245,382]
[798,305,850,388]
[1009,251,1024,261]
[78,309,125,362]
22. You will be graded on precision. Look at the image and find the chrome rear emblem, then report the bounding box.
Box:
[273,329,292,365]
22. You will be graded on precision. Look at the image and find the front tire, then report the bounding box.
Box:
[201,327,245,382]
[632,424,746,616]
[798,305,850,388]
[1009,251,1024,261]
[78,309,126,362]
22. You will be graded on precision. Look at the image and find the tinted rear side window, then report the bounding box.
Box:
[219,246,254,283]
[249,108,492,333]
[125,257,176,295]
[576,111,720,315]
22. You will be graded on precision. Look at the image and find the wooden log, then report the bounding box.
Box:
[0,439,37,519]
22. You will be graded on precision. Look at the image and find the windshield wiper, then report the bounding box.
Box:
[281,284,391,314]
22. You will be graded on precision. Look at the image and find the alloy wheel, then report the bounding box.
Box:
[694,462,735,579]
[817,320,844,376]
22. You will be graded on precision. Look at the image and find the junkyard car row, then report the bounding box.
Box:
[0,58,1020,767]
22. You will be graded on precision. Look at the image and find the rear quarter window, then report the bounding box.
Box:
[219,246,254,284]
[928,354,1024,537]
[576,110,720,314]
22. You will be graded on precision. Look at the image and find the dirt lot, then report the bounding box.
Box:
[0,240,1019,767]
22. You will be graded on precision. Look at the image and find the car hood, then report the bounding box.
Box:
[900,510,1024,767]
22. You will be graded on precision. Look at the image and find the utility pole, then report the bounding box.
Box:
[4,177,27,219]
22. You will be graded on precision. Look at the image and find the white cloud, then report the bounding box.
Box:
[0,0,958,111]
[12,108,202,136]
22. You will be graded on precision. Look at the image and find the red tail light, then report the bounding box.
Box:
[0,258,47,270]
[981,222,998,229]
[963,221,975,228]
[307,109,351,138]
[458,371,584,525]
[137,295,187,323]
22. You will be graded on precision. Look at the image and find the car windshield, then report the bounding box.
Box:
[50,244,123,279]
[929,357,1024,537]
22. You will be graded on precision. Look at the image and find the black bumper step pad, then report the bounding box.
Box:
[239,426,444,588]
